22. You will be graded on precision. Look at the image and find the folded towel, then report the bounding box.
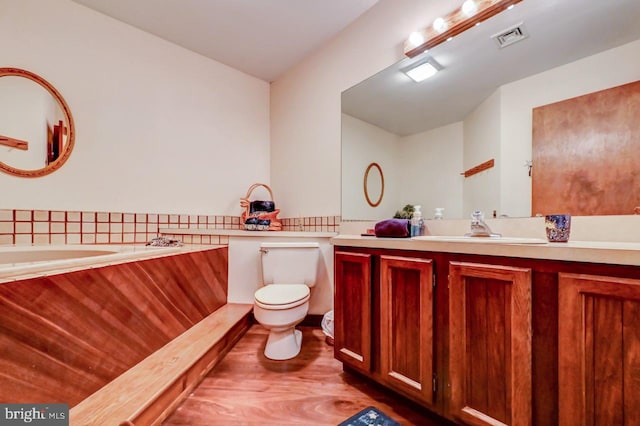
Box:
[374,219,410,238]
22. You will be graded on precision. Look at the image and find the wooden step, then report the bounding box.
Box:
[69,303,253,426]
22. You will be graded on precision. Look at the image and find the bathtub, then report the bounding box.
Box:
[0,244,185,282]
[0,243,229,407]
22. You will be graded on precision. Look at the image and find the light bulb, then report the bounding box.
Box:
[408,31,425,48]
[433,17,447,33]
[462,0,477,17]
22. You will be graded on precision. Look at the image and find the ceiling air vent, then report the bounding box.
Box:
[492,22,528,48]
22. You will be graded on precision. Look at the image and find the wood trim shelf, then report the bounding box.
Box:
[461,158,494,178]
[0,135,29,150]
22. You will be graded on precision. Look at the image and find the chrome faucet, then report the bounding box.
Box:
[466,210,501,237]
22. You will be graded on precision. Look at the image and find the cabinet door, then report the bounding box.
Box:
[559,273,640,426]
[449,262,532,426]
[380,255,435,406]
[334,251,372,372]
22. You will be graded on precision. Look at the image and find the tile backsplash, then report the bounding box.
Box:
[0,209,340,245]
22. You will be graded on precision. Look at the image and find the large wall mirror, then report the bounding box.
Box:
[342,0,640,221]
[0,68,75,178]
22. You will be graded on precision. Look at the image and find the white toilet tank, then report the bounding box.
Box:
[260,242,320,287]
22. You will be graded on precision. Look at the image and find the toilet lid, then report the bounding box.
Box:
[255,284,310,306]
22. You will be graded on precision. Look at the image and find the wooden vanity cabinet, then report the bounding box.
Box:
[334,251,372,372]
[334,247,538,423]
[558,273,640,425]
[334,250,437,409]
[448,262,532,426]
[379,255,435,406]
[334,244,640,426]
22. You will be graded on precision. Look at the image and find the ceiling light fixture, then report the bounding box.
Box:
[403,0,523,58]
[402,59,442,82]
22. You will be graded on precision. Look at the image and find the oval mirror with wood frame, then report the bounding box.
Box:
[364,162,384,207]
[0,68,75,178]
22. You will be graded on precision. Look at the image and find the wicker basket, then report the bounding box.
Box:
[240,183,282,231]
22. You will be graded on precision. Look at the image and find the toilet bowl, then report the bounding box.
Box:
[253,242,319,360]
[253,284,310,360]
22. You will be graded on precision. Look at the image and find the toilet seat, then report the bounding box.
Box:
[255,284,310,310]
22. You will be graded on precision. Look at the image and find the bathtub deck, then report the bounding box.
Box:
[69,303,252,426]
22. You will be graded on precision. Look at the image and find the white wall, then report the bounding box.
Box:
[0,0,269,215]
[0,77,49,170]
[271,0,462,217]
[342,115,463,222]
[463,89,501,218]
[341,114,400,220]
[399,122,464,220]
[271,0,640,221]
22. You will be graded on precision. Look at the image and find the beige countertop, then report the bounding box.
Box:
[331,234,640,266]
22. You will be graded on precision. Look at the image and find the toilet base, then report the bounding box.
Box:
[264,328,302,360]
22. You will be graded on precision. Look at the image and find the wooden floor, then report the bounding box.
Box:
[163,325,452,425]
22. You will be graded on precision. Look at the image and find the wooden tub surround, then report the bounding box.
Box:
[0,247,232,421]
[70,303,252,426]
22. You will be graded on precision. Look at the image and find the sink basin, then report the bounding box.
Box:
[412,236,548,244]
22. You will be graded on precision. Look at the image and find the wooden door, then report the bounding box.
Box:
[449,262,532,426]
[531,80,640,216]
[334,251,372,372]
[379,255,435,406]
[559,273,640,426]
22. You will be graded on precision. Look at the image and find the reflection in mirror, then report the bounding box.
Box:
[0,68,74,178]
[341,0,640,220]
[364,162,384,207]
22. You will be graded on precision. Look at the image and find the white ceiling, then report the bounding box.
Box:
[342,0,640,136]
[71,0,379,82]
[70,0,640,134]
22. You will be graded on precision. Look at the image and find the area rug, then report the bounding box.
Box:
[338,406,401,426]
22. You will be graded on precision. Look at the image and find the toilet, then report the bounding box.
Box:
[253,242,320,360]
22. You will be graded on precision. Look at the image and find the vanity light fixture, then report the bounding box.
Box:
[408,31,425,48]
[403,59,442,82]
[433,17,448,33]
[404,0,522,58]
[462,0,478,17]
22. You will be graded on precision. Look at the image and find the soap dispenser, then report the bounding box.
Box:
[411,205,425,237]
